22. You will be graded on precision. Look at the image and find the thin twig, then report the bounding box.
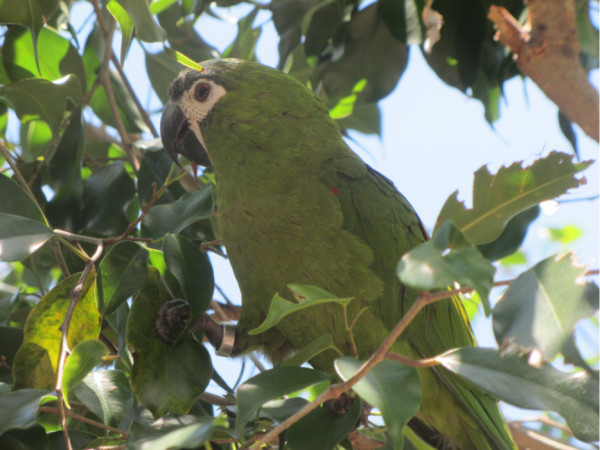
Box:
[39,406,127,437]
[104,182,165,245]
[384,352,439,367]
[110,53,158,137]
[55,243,104,450]
[95,14,140,171]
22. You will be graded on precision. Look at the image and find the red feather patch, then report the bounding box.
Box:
[331,186,339,195]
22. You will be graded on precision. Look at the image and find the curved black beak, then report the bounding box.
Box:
[160,101,212,167]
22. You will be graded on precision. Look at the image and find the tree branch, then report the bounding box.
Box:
[39,406,127,438]
[489,1,599,142]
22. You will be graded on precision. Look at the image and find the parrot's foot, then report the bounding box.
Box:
[155,299,237,356]
[325,393,355,415]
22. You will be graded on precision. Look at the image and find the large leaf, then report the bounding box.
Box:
[98,241,148,315]
[249,285,353,335]
[163,234,214,335]
[493,253,599,362]
[0,389,56,435]
[0,213,54,262]
[72,369,133,428]
[12,271,100,390]
[127,417,214,449]
[397,220,496,313]
[81,162,136,236]
[436,152,592,245]
[143,188,213,238]
[62,340,107,408]
[114,0,166,42]
[335,357,421,446]
[127,268,212,418]
[235,366,330,438]
[380,0,424,44]
[315,3,408,105]
[438,347,599,442]
[0,0,59,54]
[0,75,81,135]
[45,111,84,231]
[0,173,46,223]
[107,1,134,66]
[145,50,185,104]
[2,26,86,93]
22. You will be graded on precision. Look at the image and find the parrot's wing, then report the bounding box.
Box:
[330,159,515,449]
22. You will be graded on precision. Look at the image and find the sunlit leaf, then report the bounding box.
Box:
[107,1,134,66]
[436,152,592,245]
[13,271,100,390]
[250,285,353,335]
[0,213,53,262]
[0,75,81,135]
[114,0,166,42]
[128,417,214,449]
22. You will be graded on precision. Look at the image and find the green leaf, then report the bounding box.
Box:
[438,347,599,442]
[380,0,424,44]
[0,0,59,60]
[0,425,48,450]
[477,205,540,261]
[281,334,339,367]
[99,241,148,315]
[163,234,214,335]
[249,285,353,335]
[335,357,421,446]
[436,152,592,245]
[62,340,107,408]
[81,162,135,236]
[45,111,84,231]
[114,0,166,42]
[235,366,330,438]
[492,253,599,362]
[0,172,47,224]
[222,8,261,60]
[0,389,56,435]
[143,188,213,238]
[260,397,309,424]
[287,396,362,450]
[0,75,81,135]
[107,1,134,66]
[0,213,54,262]
[547,224,583,244]
[315,3,408,105]
[397,220,496,313]
[145,50,185,104]
[162,47,204,72]
[12,271,100,390]
[2,26,87,93]
[127,268,212,418]
[0,326,23,382]
[72,369,133,428]
[128,417,214,449]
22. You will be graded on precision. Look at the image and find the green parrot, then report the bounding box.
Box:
[160,58,515,449]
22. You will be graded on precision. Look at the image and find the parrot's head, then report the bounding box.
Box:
[160,58,333,171]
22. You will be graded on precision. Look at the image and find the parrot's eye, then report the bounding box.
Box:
[194,82,211,102]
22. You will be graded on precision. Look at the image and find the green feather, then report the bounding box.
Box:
[170,59,516,449]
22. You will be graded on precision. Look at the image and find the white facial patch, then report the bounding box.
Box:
[179,79,228,152]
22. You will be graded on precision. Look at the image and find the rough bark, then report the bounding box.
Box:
[489,0,599,142]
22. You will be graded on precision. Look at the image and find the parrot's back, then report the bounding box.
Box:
[193,59,515,449]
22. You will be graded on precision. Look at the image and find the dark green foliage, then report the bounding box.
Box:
[0,1,596,449]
